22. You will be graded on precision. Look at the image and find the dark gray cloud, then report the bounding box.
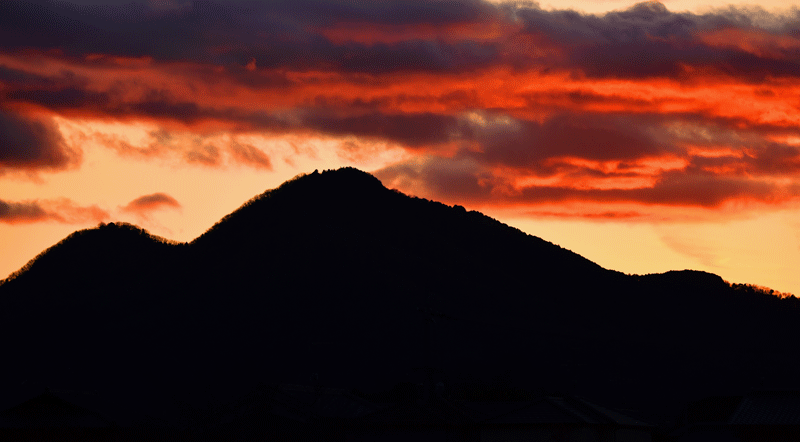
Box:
[376,155,800,208]
[460,113,665,170]
[3,0,800,204]
[303,111,462,147]
[1,0,798,78]
[0,199,49,223]
[7,87,110,109]
[0,108,81,172]
[376,156,496,200]
[0,64,59,86]
[0,0,503,74]
[514,2,800,79]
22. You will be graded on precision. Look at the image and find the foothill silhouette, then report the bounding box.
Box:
[1,167,799,441]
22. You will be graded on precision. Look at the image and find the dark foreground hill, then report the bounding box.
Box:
[1,167,799,427]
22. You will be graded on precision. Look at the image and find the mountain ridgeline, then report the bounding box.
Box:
[1,167,799,425]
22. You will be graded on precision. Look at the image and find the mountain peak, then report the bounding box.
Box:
[314,166,383,185]
[191,167,404,246]
[271,167,389,199]
[5,167,800,430]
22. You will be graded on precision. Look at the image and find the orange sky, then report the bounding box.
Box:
[1,0,799,295]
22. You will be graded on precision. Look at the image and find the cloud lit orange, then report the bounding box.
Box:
[1,0,800,294]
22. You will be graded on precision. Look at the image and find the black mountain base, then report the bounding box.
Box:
[2,167,798,429]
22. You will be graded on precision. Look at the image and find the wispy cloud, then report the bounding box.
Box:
[660,232,730,268]
[0,198,108,224]
[228,141,272,170]
[122,192,181,215]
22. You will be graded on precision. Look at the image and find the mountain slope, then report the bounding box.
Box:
[1,167,798,425]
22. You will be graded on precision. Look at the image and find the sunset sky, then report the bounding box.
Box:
[2,0,800,295]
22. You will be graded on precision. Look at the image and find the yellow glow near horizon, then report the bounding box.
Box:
[499,211,800,296]
[1,117,414,282]
[3,114,799,297]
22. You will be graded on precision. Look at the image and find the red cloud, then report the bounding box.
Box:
[525,210,645,220]
[0,198,108,224]
[698,28,800,60]
[375,155,800,210]
[318,17,512,46]
[2,0,800,215]
[228,141,272,170]
[122,193,181,214]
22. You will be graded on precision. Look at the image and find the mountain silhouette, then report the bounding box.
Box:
[1,167,799,427]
